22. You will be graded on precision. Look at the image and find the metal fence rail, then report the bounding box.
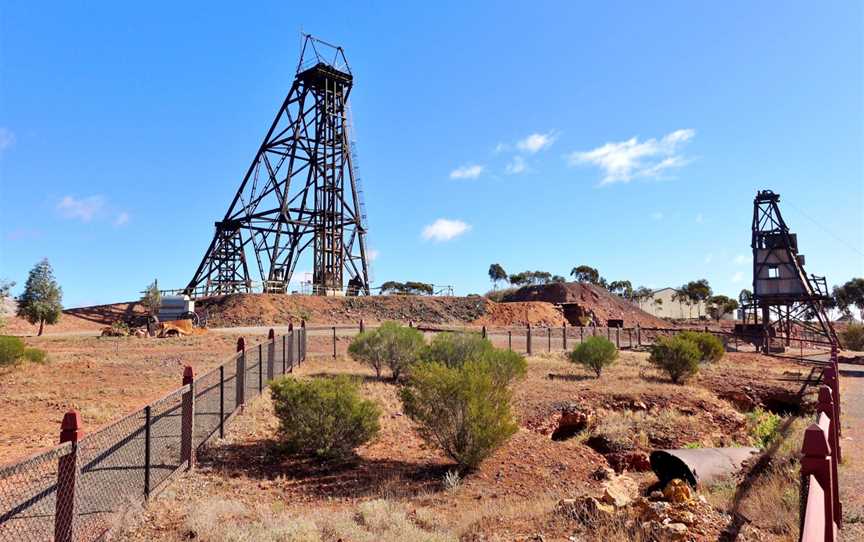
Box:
[0,326,307,542]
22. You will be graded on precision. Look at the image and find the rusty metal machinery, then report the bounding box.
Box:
[739,190,839,352]
[186,35,371,297]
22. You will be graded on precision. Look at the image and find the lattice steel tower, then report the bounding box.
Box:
[186,35,370,296]
[746,190,838,351]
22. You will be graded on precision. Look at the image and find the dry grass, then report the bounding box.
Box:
[704,416,808,540]
[180,497,455,542]
[452,493,561,541]
[588,407,702,451]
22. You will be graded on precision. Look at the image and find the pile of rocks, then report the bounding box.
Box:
[558,475,718,542]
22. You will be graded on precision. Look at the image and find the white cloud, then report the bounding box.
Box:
[422,218,471,242]
[113,212,130,227]
[493,142,510,154]
[731,271,744,283]
[734,254,747,265]
[505,156,527,175]
[366,248,379,261]
[566,128,695,184]
[0,128,15,153]
[516,131,558,154]
[449,164,484,180]
[57,195,105,222]
[650,211,664,221]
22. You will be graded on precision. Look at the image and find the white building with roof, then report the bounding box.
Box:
[638,287,707,320]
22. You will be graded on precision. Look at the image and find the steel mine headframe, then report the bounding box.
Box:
[186,35,371,297]
[745,190,839,352]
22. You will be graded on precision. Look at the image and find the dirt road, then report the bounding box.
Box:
[839,362,864,538]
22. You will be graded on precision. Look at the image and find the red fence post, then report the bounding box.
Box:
[181,366,195,470]
[823,366,841,438]
[526,324,532,355]
[55,410,83,542]
[800,420,836,541]
[236,337,246,407]
[359,319,365,334]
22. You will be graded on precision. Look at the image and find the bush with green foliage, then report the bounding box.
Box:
[270,375,381,459]
[421,332,493,367]
[0,336,47,366]
[678,331,725,363]
[401,360,517,471]
[746,407,782,448]
[569,336,618,377]
[841,323,864,351]
[141,281,161,317]
[401,333,526,471]
[649,335,701,384]
[21,347,47,364]
[348,321,424,380]
[0,336,26,366]
[347,330,387,378]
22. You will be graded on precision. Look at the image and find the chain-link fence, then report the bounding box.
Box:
[0,327,307,542]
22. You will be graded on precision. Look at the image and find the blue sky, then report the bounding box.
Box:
[1,1,862,308]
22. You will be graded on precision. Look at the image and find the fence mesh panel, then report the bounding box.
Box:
[0,445,69,542]
[74,411,148,540]
[193,368,222,451]
[222,355,238,424]
[245,345,263,402]
[146,389,184,493]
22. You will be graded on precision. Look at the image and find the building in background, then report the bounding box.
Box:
[639,288,700,319]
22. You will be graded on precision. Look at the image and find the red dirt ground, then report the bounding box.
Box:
[117,351,811,542]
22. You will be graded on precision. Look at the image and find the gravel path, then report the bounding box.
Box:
[838,362,864,539]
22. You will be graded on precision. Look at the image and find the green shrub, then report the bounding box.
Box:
[21,348,47,364]
[402,336,525,471]
[348,330,387,378]
[649,335,701,384]
[422,332,526,385]
[401,359,518,471]
[569,336,618,377]
[678,331,724,363]
[841,323,864,351]
[746,407,782,448]
[347,322,424,380]
[421,332,493,368]
[0,336,26,366]
[270,375,381,459]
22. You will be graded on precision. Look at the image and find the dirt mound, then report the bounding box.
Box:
[198,294,493,327]
[4,294,572,334]
[473,301,566,327]
[503,282,670,328]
